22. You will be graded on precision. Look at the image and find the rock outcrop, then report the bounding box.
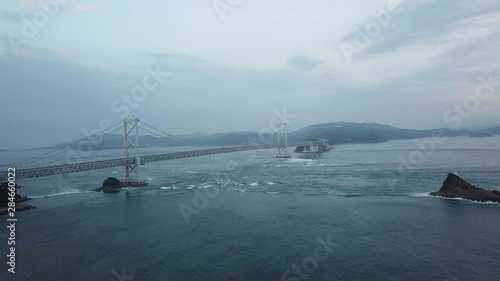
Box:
[0,182,33,215]
[430,173,500,203]
[0,182,31,207]
[94,177,122,193]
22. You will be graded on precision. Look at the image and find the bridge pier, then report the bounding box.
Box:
[122,118,147,186]
[275,123,291,159]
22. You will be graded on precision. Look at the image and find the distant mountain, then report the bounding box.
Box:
[40,122,499,151]
[187,132,274,146]
[473,125,500,136]
[45,134,180,150]
[289,122,469,144]
[42,131,274,151]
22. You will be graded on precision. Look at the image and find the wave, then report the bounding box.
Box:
[122,187,141,190]
[30,191,85,198]
[409,192,431,198]
[338,193,363,197]
[434,195,500,205]
[410,193,500,205]
[160,186,179,190]
[303,193,330,196]
[289,158,314,163]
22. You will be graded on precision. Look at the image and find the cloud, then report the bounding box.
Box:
[0,50,130,149]
[73,4,96,14]
[147,52,220,70]
[0,1,499,149]
[341,0,500,58]
[287,54,324,71]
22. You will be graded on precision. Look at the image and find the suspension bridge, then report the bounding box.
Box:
[0,119,300,184]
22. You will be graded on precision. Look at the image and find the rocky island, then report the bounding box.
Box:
[93,177,122,193]
[0,182,34,215]
[430,173,500,203]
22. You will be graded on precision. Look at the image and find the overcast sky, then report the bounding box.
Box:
[0,0,499,149]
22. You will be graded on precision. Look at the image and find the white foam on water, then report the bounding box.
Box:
[465,200,500,205]
[122,187,140,190]
[31,191,84,198]
[147,177,153,181]
[232,188,247,193]
[412,193,499,205]
[289,158,314,163]
[265,191,278,194]
[160,186,179,190]
[266,181,276,185]
[186,185,195,189]
[409,192,431,197]
[436,196,500,205]
[248,182,259,187]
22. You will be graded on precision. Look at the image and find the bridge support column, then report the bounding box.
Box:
[275,123,291,159]
[123,118,142,183]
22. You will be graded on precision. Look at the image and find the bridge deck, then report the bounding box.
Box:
[0,143,303,181]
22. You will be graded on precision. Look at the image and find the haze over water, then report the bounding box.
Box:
[1,136,499,280]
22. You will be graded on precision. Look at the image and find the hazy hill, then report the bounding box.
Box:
[46,134,180,150]
[44,131,273,150]
[470,125,500,137]
[289,122,470,144]
[187,132,274,146]
[40,122,499,150]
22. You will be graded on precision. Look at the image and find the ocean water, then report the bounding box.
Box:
[1,136,499,281]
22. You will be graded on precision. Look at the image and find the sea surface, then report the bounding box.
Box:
[0,136,499,281]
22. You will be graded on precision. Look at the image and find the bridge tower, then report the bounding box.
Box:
[122,118,146,186]
[275,123,291,159]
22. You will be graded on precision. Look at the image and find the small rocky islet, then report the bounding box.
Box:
[430,173,500,203]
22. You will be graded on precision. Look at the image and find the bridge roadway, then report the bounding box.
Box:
[0,143,305,182]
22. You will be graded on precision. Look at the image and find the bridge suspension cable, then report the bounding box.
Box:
[10,121,123,167]
[284,123,296,133]
[138,120,194,147]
